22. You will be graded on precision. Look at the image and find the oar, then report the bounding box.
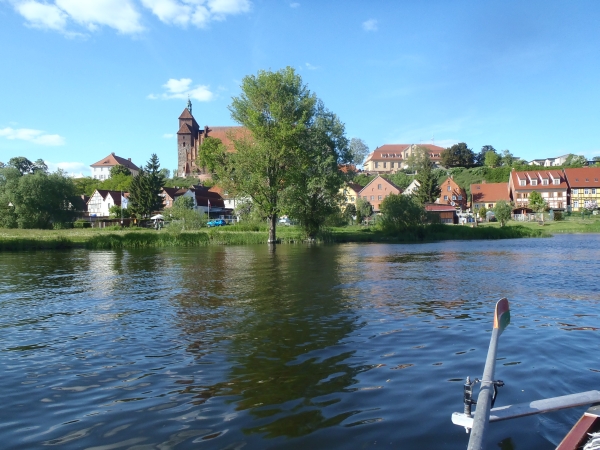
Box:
[467,298,510,450]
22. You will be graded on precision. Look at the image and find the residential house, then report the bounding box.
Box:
[509,169,568,213]
[470,182,511,210]
[402,179,420,196]
[340,182,363,206]
[563,167,600,211]
[90,153,140,180]
[358,175,402,212]
[87,189,128,217]
[528,155,570,167]
[424,204,458,224]
[181,185,225,216]
[160,187,185,208]
[363,144,444,174]
[437,177,467,210]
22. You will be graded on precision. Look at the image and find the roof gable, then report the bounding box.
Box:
[90,153,139,171]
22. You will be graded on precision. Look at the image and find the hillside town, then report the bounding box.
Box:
[77,100,600,227]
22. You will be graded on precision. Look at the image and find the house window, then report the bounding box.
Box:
[520,180,526,186]
[370,195,374,200]
[574,201,579,208]
[542,179,548,185]
[378,195,382,200]
[517,193,522,198]
[584,189,589,194]
[378,184,382,190]
[458,195,462,200]
[391,162,395,168]
[375,162,379,168]
[593,189,597,194]
[452,195,457,201]
[350,196,355,201]
[553,179,560,185]
[488,204,493,208]
[558,192,563,197]
[447,185,451,191]
[444,195,448,200]
[523,193,528,198]
[383,162,387,168]
[531,180,538,186]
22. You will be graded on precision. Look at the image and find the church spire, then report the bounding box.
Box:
[187,96,192,115]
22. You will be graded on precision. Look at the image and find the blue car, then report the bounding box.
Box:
[207,219,227,227]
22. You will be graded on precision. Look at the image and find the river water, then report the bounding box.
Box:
[1,235,599,449]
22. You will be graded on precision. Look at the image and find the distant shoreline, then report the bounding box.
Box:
[0,223,563,251]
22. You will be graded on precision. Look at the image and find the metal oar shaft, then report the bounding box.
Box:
[467,327,500,450]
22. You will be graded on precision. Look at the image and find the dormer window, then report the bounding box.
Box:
[542,179,548,185]
[519,180,526,186]
[553,179,560,185]
[531,180,538,186]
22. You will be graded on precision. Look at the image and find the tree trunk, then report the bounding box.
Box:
[268,215,277,244]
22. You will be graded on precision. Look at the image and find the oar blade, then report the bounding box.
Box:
[494,298,510,335]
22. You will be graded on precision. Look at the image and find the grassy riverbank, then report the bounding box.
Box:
[0,221,556,251]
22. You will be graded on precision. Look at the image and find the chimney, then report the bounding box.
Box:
[111,152,115,156]
[128,158,131,161]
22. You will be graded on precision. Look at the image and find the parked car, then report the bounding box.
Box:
[279,217,292,226]
[207,219,227,227]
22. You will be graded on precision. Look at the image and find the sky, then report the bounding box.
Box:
[1,0,600,177]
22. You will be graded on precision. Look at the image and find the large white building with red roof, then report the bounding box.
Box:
[90,153,140,180]
[363,144,444,174]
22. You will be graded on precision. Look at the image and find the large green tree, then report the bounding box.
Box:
[281,101,350,238]
[202,67,318,243]
[128,154,165,218]
[484,150,501,167]
[379,193,425,233]
[476,145,496,166]
[440,142,475,168]
[110,165,132,177]
[0,167,78,228]
[355,197,373,224]
[413,148,441,204]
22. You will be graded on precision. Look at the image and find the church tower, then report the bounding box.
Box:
[177,99,200,177]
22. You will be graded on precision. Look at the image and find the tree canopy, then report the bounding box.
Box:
[128,154,165,218]
[528,191,547,212]
[379,194,425,233]
[0,167,78,228]
[412,148,441,204]
[110,165,132,177]
[348,138,370,167]
[440,143,475,168]
[493,200,512,227]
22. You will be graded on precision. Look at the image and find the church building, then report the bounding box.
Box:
[177,99,246,178]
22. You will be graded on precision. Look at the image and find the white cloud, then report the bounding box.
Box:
[56,0,144,33]
[0,127,65,146]
[289,2,300,8]
[12,0,144,34]
[149,78,215,101]
[46,161,89,177]
[141,0,250,28]
[362,18,377,32]
[15,1,67,30]
[163,133,174,138]
[305,62,318,70]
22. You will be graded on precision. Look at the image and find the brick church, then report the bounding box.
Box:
[177,99,246,178]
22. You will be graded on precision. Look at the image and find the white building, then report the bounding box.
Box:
[90,153,140,180]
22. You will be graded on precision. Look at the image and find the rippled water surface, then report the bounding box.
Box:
[1,235,599,449]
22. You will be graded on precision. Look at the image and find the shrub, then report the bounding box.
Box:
[74,220,91,228]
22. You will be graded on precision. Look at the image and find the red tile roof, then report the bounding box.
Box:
[425,204,456,211]
[365,144,445,162]
[510,170,568,190]
[90,153,140,171]
[470,182,510,203]
[205,126,250,151]
[177,123,192,134]
[178,108,194,120]
[563,168,600,187]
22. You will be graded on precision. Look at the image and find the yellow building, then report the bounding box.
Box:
[363,144,443,173]
[564,168,600,211]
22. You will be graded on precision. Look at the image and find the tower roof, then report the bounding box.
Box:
[179,108,194,120]
[177,123,192,134]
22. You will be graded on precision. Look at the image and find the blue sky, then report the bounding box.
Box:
[1,0,600,177]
